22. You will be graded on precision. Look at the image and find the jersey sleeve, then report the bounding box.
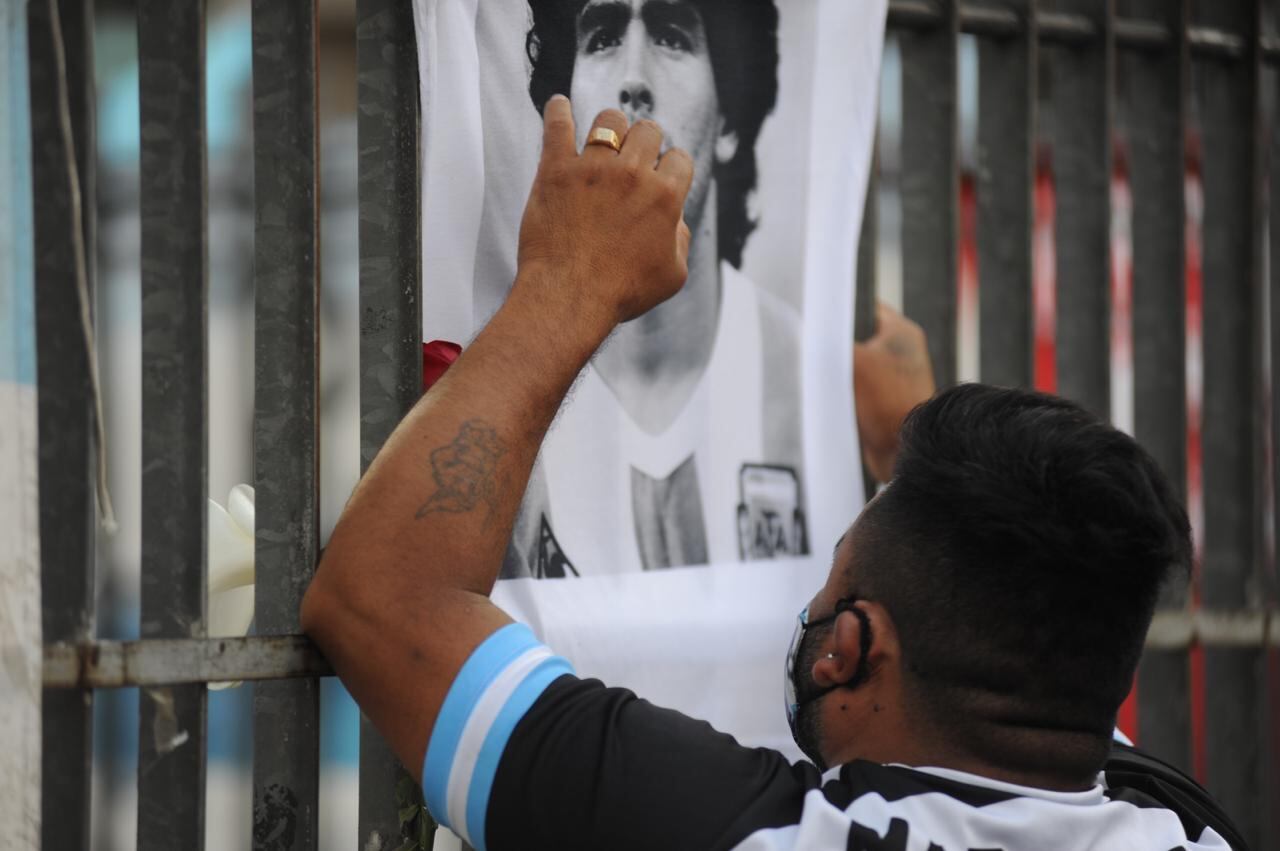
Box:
[421,624,814,851]
[420,624,575,848]
[485,666,814,850]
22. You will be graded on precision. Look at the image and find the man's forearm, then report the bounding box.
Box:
[314,277,609,605]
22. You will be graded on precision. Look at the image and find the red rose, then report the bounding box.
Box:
[422,340,462,393]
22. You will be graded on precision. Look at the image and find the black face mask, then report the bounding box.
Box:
[783,596,872,768]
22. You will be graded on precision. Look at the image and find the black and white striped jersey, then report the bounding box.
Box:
[421,625,1245,851]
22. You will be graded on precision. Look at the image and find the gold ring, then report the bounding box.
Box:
[586,127,622,153]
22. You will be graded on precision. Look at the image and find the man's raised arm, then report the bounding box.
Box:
[300,98,693,778]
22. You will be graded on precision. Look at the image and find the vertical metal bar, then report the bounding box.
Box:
[250,2,321,849]
[1269,3,1280,841]
[1195,0,1263,843]
[136,1,208,848]
[1123,0,1192,772]
[857,142,880,501]
[356,0,424,846]
[3,0,43,845]
[1045,0,1114,418]
[900,0,959,387]
[856,142,880,346]
[29,0,95,847]
[975,0,1036,387]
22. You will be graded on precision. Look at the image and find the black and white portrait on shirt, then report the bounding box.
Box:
[420,0,846,579]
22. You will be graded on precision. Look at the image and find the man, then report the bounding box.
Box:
[303,105,1243,849]
[506,0,803,575]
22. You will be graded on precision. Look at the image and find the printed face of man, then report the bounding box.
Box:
[570,0,725,222]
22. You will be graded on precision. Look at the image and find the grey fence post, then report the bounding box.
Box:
[251,1,322,849]
[1045,0,1114,419]
[1195,0,1265,845]
[856,141,880,348]
[975,0,1036,387]
[857,140,879,501]
[1123,0,1192,773]
[1268,0,1280,840]
[29,0,96,847]
[900,0,961,387]
[356,0,425,847]
[136,0,209,847]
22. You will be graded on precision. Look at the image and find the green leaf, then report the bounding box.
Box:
[398,804,420,827]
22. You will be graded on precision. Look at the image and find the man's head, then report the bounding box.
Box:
[526,0,778,268]
[792,384,1191,786]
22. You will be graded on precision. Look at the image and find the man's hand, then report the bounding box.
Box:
[515,98,693,330]
[854,303,936,483]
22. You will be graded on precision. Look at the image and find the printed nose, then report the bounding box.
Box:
[619,82,654,122]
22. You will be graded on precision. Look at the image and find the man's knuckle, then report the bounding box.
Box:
[596,108,626,128]
[654,180,680,208]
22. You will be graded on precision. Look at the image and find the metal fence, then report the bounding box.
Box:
[23,0,1280,848]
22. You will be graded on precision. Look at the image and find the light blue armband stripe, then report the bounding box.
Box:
[421,623,574,847]
[464,654,575,851]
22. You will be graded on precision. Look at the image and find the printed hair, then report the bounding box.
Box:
[525,0,779,268]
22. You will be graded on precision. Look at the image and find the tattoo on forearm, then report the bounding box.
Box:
[416,419,508,518]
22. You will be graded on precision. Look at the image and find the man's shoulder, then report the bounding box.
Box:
[1102,743,1249,850]
[736,759,1242,851]
[487,672,816,851]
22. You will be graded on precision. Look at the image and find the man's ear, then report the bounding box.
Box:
[852,602,899,674]
[813,608,869,688]
[715,123,739,165]
[814,603,898,689]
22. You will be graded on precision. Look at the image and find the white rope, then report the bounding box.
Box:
[48,0,117,534]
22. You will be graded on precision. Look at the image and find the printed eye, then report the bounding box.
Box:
[652,24,693,52]
[584,27,623,54]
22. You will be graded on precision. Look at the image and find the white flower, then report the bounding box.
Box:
[207,484,255,689]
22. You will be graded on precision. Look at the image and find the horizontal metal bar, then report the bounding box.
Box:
[43,611,1279,688]
[1263,35,1280,64]
[1145,610,1278,650]
[1037,10,1094,46]
[885,1,1277,62]
[43,636,332,689]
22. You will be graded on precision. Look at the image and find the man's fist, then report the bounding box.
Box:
[854,303,936,483]
[514,97,694,332]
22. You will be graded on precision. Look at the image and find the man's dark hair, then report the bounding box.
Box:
[852,384,1191,779]
[525,0,779,269]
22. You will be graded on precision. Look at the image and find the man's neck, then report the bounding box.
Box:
[827,703,1101,793]
[594,185,722,436]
